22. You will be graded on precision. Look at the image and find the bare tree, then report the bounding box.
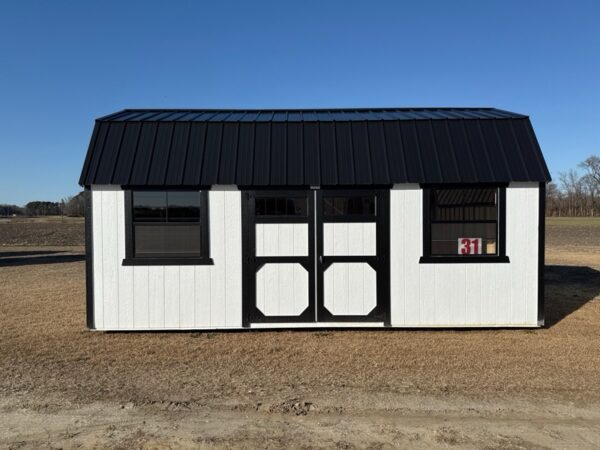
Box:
[61,192,86,217]
[548,155,600,217]
[579,156,600,216]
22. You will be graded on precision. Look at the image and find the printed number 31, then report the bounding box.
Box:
[459,238,480,255]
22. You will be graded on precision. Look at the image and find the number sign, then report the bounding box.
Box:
[458,237,482,255]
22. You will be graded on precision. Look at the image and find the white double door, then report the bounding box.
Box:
[243,189,389,325]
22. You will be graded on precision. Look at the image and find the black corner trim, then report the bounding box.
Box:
[122,257,214,266]
[84,189,95,329]
[538,182,546,326]
[419,256,510,264]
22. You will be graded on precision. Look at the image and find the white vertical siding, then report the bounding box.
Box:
[255,224,309,256]
[91,186,243,330]
[323,223,376,256]
[390,183,540,327]
[323,263,377,315]
[256,263,309,316]
[90,183,540,330]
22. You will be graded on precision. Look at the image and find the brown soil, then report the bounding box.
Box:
[0,216,84,247]
[0,218,599,448]
[546,217,600,266]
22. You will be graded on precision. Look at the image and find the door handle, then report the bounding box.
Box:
[319,255,323,264]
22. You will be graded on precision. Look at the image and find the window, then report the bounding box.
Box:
[123,191,212,265]
[255,197,307,216]
[420,186,508,263]
[323,195,376,217]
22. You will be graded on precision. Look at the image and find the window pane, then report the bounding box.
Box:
[431,188,496,221]
[167,192,201,222]
[134,224,201,257]
[133,192,167,222]
[255,197,307,216]
[323,196,376,216]
[431,222,497,255]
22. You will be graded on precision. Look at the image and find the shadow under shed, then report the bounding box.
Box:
[545,265,600,327]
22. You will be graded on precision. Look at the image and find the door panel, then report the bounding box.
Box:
[324,262,377,316]
[323,222,377,256]
[317,189,390,323]
[256,263,310,316]
[242,191,315,325]
[256,223,309,256]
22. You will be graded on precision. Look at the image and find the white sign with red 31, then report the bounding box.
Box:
[458,237,482,255]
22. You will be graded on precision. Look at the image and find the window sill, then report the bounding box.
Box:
[419,256,510,264]
[122,257,214,266]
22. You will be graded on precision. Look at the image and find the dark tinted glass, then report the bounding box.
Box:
[431,188,497,221]
[323,196,376,216]
[167,192,201,221]
[255,197,307,216]
[431,223,497,255]
[133,192,167,221]
[134,224,201,257]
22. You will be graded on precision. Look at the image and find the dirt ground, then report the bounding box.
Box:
[0,218,599,448]
[0,216,84,247]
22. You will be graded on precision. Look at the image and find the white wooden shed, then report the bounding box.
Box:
[79,108,550,330]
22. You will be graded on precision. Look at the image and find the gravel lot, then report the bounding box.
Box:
[0,218,599,448]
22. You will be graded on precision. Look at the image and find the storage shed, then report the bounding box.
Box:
[79,108,550,330]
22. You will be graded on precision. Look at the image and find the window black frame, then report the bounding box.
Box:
[122,190,213,266]
[419,184,509,264]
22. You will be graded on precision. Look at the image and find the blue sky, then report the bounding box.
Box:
[0,0,599,205]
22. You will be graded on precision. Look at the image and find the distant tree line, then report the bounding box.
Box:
[547,155,600,217]
[2,157,599,218]
[0,191,86,217]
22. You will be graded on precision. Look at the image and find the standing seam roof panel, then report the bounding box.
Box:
[180,123,207,185]
[269,122,287,185]
[430,121,461,183]
[79,123,100,186]
[334,122,356,185]
[381,121,408,183]
[164,123,192,185]
[303,123,321,186]
[235,123,255,186]
[366,122,391,184]
[493,120,529,181]
[218,122,240,183]
[317,123,337,186]
[350,122,373,184]
[95,122,126,185]
[286,123,304,185]
[514,119,549,181]
[146,123,175,185]
[445,120,479,183]
[462,121,496,183]
[112,122,142,184]
[252,123,271,185]
[201,123,224,185]
[477,121,513,181]
[398,121,425,183]
[128,123,159,185]
[414,121,443,183]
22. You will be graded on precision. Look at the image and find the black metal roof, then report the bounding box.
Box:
[79,108,550,187]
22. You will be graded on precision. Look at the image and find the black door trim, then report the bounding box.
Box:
[242,190,316,326]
